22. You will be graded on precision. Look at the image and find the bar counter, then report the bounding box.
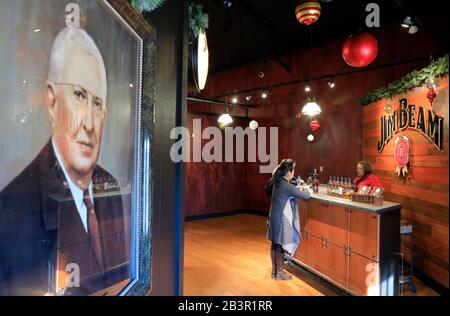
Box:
[310,186,401,214]
[289,185,401,296]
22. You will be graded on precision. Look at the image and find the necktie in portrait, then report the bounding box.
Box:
[83,190,105,276]
[55,190,107,295]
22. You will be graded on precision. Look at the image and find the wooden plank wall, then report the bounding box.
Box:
[363,76,449,288]
[184,112,250,217]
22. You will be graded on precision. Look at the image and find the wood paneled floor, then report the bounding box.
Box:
[184,214,438,296]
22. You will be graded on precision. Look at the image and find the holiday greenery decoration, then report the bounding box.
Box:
[130,1,209,38]
[189,3,209,38]
[360,55,449,106]
[130,0,166,13]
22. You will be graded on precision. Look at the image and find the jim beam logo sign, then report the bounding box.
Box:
[377,98,444,178]
[377,98,444,152]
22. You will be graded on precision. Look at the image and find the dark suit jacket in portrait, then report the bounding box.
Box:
[0,140,130,296]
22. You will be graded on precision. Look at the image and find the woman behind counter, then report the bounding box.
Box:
[354,160,384,190]
[265,159,311,281]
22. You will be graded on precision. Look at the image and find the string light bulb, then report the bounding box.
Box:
[305,83,311,93]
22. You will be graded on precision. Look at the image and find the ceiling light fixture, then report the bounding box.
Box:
[218,113,233,126]
[401,16,413,28]
[305,83,311,93]
[189,30,209,92]
[261,92,268,99]
[218,101,233,127]
[223,0,233,8]
[327,79,336,88]
[249,120,259,130]
[401,16,419,34]
[301,97,322,117]
[408,25,419,34]
[232,96,238,104]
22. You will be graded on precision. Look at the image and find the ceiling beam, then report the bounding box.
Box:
[187,97,255,109]
[187,110,249,120]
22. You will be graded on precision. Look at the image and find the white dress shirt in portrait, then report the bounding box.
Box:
[52,138,93,233]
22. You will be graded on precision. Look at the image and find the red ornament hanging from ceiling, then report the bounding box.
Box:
[342,32,379,68]
[426,87,437,105]
[295,0,321,25]
[310,119,320,132]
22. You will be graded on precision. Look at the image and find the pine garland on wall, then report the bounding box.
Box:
[129,1,209,38]
[130,0,166,13]
[360,54,449,106]
[189,3,209,38]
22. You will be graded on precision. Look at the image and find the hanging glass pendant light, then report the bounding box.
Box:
[218,113,233,125]
[218,102,233,126]
[301,97,322,117]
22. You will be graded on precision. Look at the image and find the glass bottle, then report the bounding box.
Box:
[312,169,317,193]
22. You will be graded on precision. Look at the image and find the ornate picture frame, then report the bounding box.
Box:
[0,0,155,296]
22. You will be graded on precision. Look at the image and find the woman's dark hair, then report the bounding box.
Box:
[355,160,373,186]
[358,160,373,176]
[264,159,296,198]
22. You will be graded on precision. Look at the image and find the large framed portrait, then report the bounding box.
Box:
[0,0,155,296]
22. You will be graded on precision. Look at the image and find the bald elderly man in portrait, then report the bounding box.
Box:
[0,27,130,296]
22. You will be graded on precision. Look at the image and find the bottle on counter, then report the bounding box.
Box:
[336,177,342,196]
[351,180,357,192]
[327,176,332,195]
[312,169,319,193]
[344,178,352,197]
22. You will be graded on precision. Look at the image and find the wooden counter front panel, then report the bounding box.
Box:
[324,243,348,288]
[298,200,308,233]
[292,199,396,295]
[295,231,308,262]
[348,252,380,296]
[325,205,349,248]
[349,211,379,261]
[306,235,326,274]
[306,200,327,238]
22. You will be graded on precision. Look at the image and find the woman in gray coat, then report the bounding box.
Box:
[265,159,311,280]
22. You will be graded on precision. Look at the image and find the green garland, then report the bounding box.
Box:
[130,0,165,13]
[130,1,209,38]
[189,3,209,38]
[360,55,449,106]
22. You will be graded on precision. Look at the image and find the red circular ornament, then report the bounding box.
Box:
[342,32,379,68]
[394,137,410,169]
[310,119,320,132]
